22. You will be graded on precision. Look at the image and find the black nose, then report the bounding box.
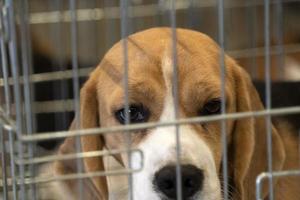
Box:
[153,165,204,199]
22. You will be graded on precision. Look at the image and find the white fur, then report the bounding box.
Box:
[130,55,221,200]
[131,125,221,200]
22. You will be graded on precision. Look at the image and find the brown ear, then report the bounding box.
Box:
[54,69,108,199]
[230,65,285,200]
[79,70,108,199]
[54,137,103,200]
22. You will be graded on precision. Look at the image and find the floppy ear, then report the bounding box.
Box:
[79,70,108,199]
[54,137,103,200]
[229,65,286,200]
[54,69,108,200]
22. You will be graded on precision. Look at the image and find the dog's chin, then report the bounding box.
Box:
[108,176,221,200]
[132,191,221,200]
[131,175,221,200]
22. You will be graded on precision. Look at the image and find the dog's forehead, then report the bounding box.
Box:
[97,28,224,88]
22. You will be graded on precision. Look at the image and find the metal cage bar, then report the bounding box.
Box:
[19,106,300,142]
[217,0,229,199]
[0,0,299,200]
[169,1,182,199]
[264,0,275,199]
[6,0,26,199]
[256,170,300,200]
[120,0,134,199]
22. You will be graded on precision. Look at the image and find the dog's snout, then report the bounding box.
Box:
[153,165,204,199]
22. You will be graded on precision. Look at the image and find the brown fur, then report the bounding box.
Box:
[52,28,300,200]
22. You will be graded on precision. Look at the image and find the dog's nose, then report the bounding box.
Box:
[153,165,204,199]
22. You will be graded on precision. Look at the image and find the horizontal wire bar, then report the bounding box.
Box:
[0,166,144,186]
[0,67,92,86]
[30,99,74,113]
[15,148,142,165]
[5,99,74,115]
[0,43,299,87]
[28,0,299,24]
[1,149,143,187]
[1,105,300,138]
[30,4,157,24]
[20,106,300,142]
[257,170,300,180]
[229,43,300,59]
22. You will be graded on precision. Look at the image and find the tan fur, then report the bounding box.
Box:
[49,28,300,200]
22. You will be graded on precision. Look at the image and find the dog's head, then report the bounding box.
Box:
[56,28,286,200]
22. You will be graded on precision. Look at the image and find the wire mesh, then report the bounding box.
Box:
[0,0,299,200]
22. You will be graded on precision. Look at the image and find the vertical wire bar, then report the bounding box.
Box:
[159,0,168,26]
[0,4,10,113]
[274,0,284,80]
[264,0,274,199]
[93,0,98,63]
[69,1,84,200]
[0,11,17,199]
[217,0,228,199]
[104,0,117,50]
[0,127,8,199]
[256,174,265,200]
[97,0,102,56]
[120,1,133,199]
[6,0,26,198]
[18,0,36,198]
[246,0,258,78]
[155,0,163,26]
[0,10,8,197]
[5,122,17,200]
[187,0,196,29]
[53,0,68,132]
[51,0,61,132]
[170,1,182,200]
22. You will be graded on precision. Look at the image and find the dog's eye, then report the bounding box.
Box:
[115,104,150,124]
[199,99,221,116]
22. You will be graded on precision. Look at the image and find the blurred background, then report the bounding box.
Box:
[0,1,300,199]
[2,0,300,149]
[28,0,300,78]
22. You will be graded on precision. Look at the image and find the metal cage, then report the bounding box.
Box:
[0,0,300,200]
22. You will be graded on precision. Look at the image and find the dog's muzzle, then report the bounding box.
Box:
[153,164,204,199]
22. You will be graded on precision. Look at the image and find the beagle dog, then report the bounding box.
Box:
[41,28,300,200]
